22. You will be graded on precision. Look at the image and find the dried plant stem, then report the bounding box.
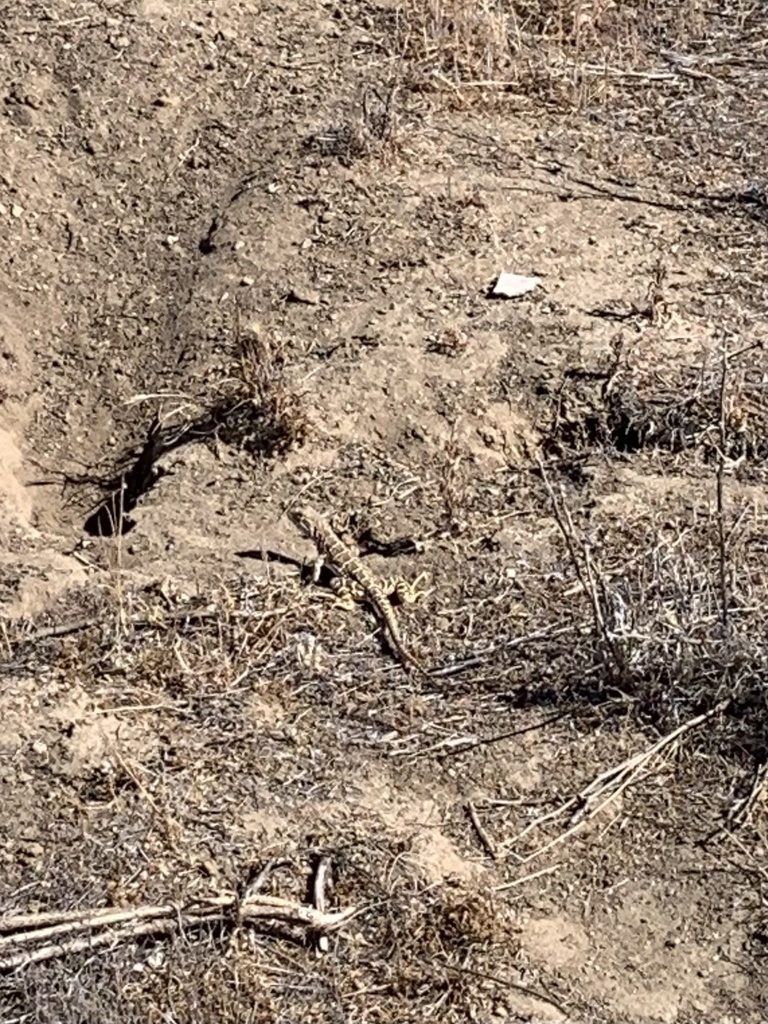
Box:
[0,905,175,949]
[0,891,358,971]
[17,606,288,644]
[494,865,559,891]
[716,342,729,633]
[466,801,499,860]
[311,856,332,953]
[0,914,215,971]
[504,701,728,864]
[537,457,625,674]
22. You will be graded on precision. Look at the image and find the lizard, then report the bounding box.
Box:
[288,503,429,676]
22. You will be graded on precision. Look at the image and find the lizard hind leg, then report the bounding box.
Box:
[330,576,366,612]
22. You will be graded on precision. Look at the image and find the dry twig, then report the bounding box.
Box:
[0,888,358,971]
[311,856,332,953]
[716,340,730,633]
[465,801,499,861]
[537,456,625,676]
[504,701,728,864]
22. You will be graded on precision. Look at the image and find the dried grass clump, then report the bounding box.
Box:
[396,0,511,83]
[539,352,768,473]
[391,0,720,103]
[526,471,768,761]
[213,327,308,457]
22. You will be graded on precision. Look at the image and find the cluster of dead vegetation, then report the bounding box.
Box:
[538,344,768,468]
[382,0,763,111]
[74,319,308,538]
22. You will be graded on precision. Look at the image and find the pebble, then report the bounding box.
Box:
[20,841,44,859]
[287,286,320,305]
[11,205,23,218]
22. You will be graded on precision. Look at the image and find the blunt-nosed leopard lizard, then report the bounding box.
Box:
[288,504,428,676]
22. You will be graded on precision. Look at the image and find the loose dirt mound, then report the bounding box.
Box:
[2,2,768,1021]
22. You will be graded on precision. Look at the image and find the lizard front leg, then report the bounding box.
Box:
[309,552,326,585]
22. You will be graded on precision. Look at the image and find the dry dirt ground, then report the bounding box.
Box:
[2,2,768,1021]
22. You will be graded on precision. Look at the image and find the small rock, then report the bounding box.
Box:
[19,841,44,861]
[154,93,181,108]
[146,947,165,969]
[11,204,23,219]
[240,276,255,287]
[287,286,320,305]
[31,740,47,756]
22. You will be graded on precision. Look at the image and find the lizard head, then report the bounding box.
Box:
[286,503,317,536]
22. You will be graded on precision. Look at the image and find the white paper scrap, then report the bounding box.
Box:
[492,273,541,298]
